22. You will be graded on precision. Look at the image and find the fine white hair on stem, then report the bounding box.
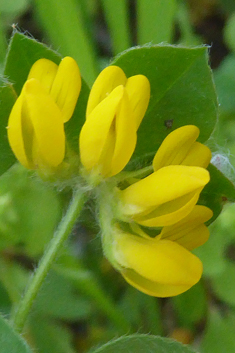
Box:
[211,153,235,182]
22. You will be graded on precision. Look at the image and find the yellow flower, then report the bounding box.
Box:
[7,57,81,169]
[153,125,212,170]
[113,205,213,297]
[119,125,211,227]
[79,65,150,178]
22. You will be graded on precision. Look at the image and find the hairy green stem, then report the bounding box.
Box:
[98,183,117,262]
[11,188,86,333]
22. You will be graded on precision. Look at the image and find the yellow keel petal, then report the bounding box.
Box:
[109,89,137,176]
[125,74,150,129]
[121,165,210,214]
[135,190,201,227]
[160,205,213,250]
[153,125,199,171]
[122,268,200,297]
[50,56,81,122]
[7,95,32,169]
[115,233,202,286]
[23,79,65,168]
[79,86,124,173]
[86,66,127,117]
[182,142,212,168]
[27,58,58,94]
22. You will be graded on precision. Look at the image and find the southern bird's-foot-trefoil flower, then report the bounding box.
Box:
[119,125,211,227]
[112,205,213,297]
[103,124,213,297]
[7,56,81,170]
[79,65,150,178]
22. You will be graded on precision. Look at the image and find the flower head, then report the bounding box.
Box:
[153,125,212,170]
[7,57,81,170]
[112,205,212,297]
[79,66,150,178]
[104,125,213,297]
[119,125,211,227]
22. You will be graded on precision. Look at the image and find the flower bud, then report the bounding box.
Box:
[7,57,81,170]
[110,205,212,297]
[79,66,150,177]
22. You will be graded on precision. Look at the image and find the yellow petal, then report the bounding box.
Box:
[50,56,81,122]
[125,74,150,129]
[79,85,124,173]
[182,142,212,168]
[97,124,116,176]
[121,165,210,214]
[135,190,201,227]
[122,268,200,297]
[153,125,200,171]
[109,88,137,176]
[27,58,58,95]
[114,232,202,288]
[160,205,213,250]
[7,94,32,169]
[86,66,127,117]
[22,79,65,168]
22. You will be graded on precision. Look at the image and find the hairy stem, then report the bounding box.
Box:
[11,188,86,333]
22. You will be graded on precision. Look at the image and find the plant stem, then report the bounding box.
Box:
[11,188,87,333]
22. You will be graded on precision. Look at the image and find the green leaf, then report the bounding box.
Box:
[194,204,235,277]
[29,316,76,353]
[0,83,17,175]
[33,270,91,320]
[214,54,235,113]
[201,310,235,353]
[0,259,29,304]
[218,0,235,13]
[33,0,98,85]
[0,0,29,14]
[112,45,218,158]
[101,0,131,55]
[137,0,176,44]
[176,3,201,46]
[120,286,163,335]
[64,80,89,153]
[0,18,7,63]
[0,280,11,314]
[89,334,198,353]
[56,265,130,332]
[210,262,235,307]
[171,281,207,328]
[0,314,33,353]
[224,13,235,53]
[4,31,62,95]
[0,164,62,257]
[198,163,235,223]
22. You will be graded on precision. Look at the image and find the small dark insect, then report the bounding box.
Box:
[221,196,228,203]
[164,119,173,129]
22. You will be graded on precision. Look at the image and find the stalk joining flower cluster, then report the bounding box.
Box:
[7,56,213,298]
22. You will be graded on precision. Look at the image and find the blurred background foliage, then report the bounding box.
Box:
[1,0,235,352]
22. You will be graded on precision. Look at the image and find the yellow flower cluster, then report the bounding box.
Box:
[114,125,212,297]
[7,57,212,297]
